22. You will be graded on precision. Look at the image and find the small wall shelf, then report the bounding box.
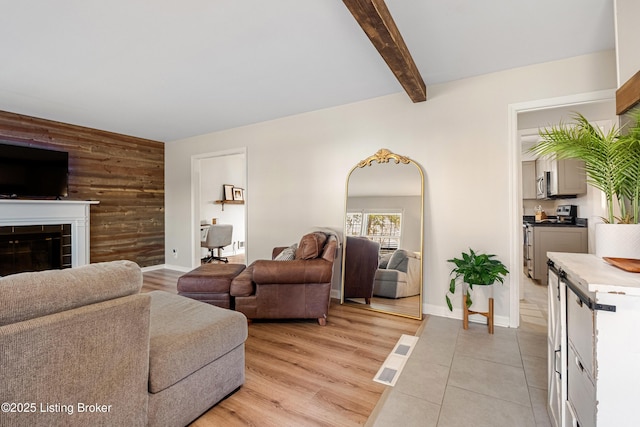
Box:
[214,200,244,211]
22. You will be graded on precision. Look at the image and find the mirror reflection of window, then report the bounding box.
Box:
[345,212,363,236]
[347,211,402,253]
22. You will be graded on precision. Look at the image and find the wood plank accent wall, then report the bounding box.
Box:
[0,110,165,267]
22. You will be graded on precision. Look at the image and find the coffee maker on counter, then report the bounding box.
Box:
[556,204,578,224]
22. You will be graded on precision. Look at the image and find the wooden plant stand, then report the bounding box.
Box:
[462,293,494,334]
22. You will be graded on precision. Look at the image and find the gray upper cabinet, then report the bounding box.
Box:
[536,157,587,198]
[549,158,586,196]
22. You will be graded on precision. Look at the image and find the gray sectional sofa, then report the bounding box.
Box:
[374,249,422,298]
[0,260,247,427]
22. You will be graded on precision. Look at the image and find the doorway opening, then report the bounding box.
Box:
[507,89,616,328]
[191,148,247,269]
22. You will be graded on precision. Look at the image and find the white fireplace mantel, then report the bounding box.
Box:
[0,199,99,267]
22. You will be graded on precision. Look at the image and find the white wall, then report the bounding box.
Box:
[165,49,617,326]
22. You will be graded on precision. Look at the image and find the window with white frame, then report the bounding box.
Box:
[346,210,402,252]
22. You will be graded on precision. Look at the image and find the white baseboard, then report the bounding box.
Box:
[423,303,511,329]
[201,248,245,258]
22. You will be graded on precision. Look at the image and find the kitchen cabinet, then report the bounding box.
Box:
[547,268,566,427]
[549,158,586,196]
[526,225,587,283]
[547,253,640,427]
[522,161,537,199]
[536,157,586,198]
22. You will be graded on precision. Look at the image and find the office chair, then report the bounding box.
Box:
[201,224,233,263]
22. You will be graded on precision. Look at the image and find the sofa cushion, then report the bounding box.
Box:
[378,252,393,269]
[295,232,328,260]
[274,243,297,261]
[387,249,409,272]
[0,260,142,326]
[375,269,406,282]
[373,269,409,298]
[147,291,248,394]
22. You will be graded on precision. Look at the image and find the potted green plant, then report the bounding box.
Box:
[531,108,640,259]
[445,248,509,311]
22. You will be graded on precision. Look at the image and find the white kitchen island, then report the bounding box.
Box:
[546,252,640,427]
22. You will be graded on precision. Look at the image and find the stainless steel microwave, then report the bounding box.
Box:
[536,171,550,199]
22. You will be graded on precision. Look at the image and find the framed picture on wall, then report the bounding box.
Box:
[223,184,234,201]
[233,187,244,201]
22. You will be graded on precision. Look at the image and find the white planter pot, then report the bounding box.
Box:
[466,284,492,312]
[595,223,640,259]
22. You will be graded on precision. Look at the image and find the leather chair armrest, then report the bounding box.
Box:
[230,265,255,297]
[253,259,332,284]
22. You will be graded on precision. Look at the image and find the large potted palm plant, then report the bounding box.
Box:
[531,108,640,259]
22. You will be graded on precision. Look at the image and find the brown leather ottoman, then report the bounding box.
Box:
[177,263,246,309]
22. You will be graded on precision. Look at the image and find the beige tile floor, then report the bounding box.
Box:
[370,274,550,427]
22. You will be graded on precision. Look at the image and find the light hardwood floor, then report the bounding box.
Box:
[142,268,423,426]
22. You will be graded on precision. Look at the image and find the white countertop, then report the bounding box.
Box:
[547,252,640,296]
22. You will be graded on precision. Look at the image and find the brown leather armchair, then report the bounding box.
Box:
[343,236,380,304]
[230,232,338,325]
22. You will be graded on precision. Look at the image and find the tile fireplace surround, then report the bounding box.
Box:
[0,200,99,267]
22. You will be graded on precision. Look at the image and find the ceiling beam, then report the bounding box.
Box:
[616,70,640,115]
[343,0,427,102]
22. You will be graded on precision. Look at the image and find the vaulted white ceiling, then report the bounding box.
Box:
[0,0,615,142]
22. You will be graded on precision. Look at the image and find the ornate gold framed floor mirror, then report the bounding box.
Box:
[341,149,423,320]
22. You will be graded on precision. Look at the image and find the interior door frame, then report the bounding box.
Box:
[507,89,615,328]
[190,147,248,269]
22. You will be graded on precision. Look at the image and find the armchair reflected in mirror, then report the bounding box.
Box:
[341,149,423,320]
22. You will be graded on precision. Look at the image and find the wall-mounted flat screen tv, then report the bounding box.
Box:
[0,142,69,199]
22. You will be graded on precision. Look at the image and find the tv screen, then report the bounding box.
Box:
[0,142,69,199]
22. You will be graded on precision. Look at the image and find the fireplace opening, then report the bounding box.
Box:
[0,224,71,276]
